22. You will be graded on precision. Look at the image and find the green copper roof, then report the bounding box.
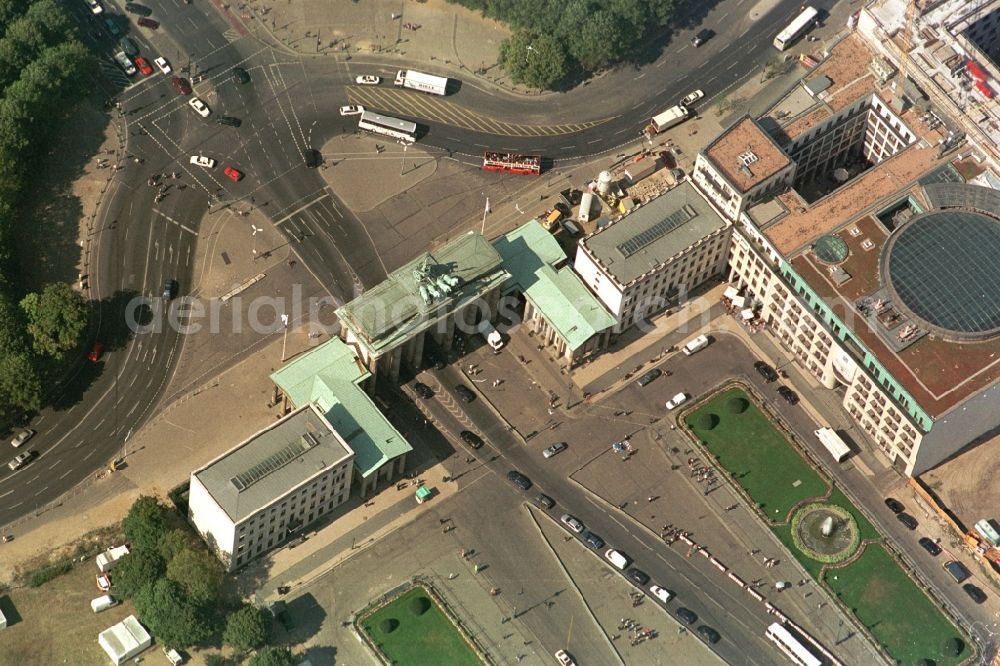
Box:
[270,338,412,479]
[336,232,509,357]
[494,220,614,351]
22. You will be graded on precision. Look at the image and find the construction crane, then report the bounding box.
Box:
[892,0,921,112]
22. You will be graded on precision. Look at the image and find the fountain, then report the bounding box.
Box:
[820,515,835,537]
[792,503,859,563]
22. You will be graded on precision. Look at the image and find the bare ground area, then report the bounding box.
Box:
[920,433,1000,531]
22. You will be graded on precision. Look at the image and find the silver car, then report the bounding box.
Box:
[8,451,32,471]
[11,429,33,448]
[560,513,584,533]
[543,441,567,459]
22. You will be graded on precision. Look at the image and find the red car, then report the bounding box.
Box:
[224,166,244,182]
[137,17,159,29]
[172,76,191,95]
[134,56,153,76]
[88,343,104,362]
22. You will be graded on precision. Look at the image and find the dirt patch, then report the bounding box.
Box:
[921,433,1000,530]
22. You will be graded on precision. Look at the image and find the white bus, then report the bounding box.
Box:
[773,6,818,51]
[766,623,823,666]
[357,111,417,144]
[814,427,850,463]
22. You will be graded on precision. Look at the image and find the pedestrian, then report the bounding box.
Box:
[647,496,654,502]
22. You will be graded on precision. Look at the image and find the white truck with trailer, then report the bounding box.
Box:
[682,334,709,355]
[650,104,689,133]
[394,70,449,95]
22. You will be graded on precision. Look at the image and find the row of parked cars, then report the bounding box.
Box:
[884,497,987,604]
[502,469,723,645]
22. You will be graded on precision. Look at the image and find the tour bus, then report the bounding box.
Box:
[357,111,417,144]
[765,623,824,666]
[773,6,819,51]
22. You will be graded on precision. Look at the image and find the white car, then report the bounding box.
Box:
[10,429,33,448]
[665,392,688,410]
[650,584,674,603]
[84,0,103,14]
[339,105,364,116]
[153,57,171,75]
[554,650,576,666]
[190,155,216,168]
[188,97,211,118]
[560,513,584,534]
[355,75,380,85]
[681,90,704,106]
[8,451,32,471]
[114,51,136,76]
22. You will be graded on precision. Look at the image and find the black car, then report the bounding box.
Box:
[414,382,434,399]
[963,583,987,604]
[777,385,799,405]
[884,497,905,514]
[626,568,650,586]
[691,29,715,47]
[675,607,698,624]
[536,493,555,509]
[455,384,476,403]
[217,116,242,127]
[460,431,483,449]
[583,531,605,549]
[896,512,918,530]
[506,470,532,491]
[754,361,778,382]
[232,66,250,84]
[162,279,177,300]
[917,537,941,556]
[697,625,721,644]
[124,2,153,15]
[636,368,662,387]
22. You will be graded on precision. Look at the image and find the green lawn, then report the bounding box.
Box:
[363,587,482,666]
[824,545,970,666]
[686,388,828,519]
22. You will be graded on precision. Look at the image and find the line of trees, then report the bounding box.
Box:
[0,0,95,417]
[449,0,677,89]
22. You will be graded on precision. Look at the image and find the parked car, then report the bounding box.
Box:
[560,514,584,533]
[355,75,380,85]
[217,116,242,127]
[103,15,121,36]
[582,531,605,549]
[10,429,33,448]
[172,76,192,95]
[636,368,662,387]
[665,392,687,410]
[650,584,673,603]
[543,441,567,459]
[88,343,105,362]
[459,431,483,449]
[627,568,650,586]
[896,513,918,530]
[124,2,152,15]
[917,537,942,556]
[162,279,177,300]
[943,560,971,583]
[506,470,532,491]
[455,384,476,403]
[134,56,153,76]
[554,650,576,666]
[8,451,33,470]
[224,166,244,182]
[675,607,698,624]
[697,625,721,644]
[963,583,987,604]
[681,90,704,106]
[536,493,555,509]
[232,66,250,84]
[85,0,103,15]
[137,16,158,29]
[754,360,778,382]
[114,51,136,76]
[691,28,715,47]
[188,97,210,117]
[884,497,905,514]
[777,385,799,405]
[153,57,171,74]
[414,382,434,399]
[190,155,215,168]
[339,105,365,116]
[119,37,139,57]
[96,573,112,591]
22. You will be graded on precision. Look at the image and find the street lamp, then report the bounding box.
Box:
[251,224,262,259]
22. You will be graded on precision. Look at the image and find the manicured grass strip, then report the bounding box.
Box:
[363,587,482,666]
[824,545,969,666]
[687,388,828,518]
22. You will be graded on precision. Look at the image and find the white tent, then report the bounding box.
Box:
[732,295,746,309]
[723,286,740,300]
[741,308,755,321]
[98,615,151,665]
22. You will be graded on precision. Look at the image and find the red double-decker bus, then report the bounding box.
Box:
[482,151,542,175]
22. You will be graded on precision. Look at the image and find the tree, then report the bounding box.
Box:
[19,282,88,359]
[204,655,229,666]
[159,528,198,563]
[499,30,568,89]
[133,578,214,649]
[166,547,224,604]
[223,604,271,651]
[0,346,41,412]
[113,549,165,599]
[122,495,170,552]
[248,646,296,666]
